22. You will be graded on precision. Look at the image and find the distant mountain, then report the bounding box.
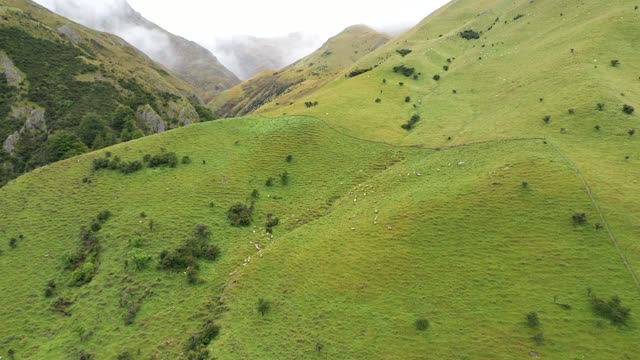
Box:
[210,25,390,118]
[211,33,323,80]
[34,0,240,102]
[0,0,214,185]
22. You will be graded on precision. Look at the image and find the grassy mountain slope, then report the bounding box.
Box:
[259,0,640,293]
[0,0,212,186]
[1,0,639,359]
[210,25,390,118]
[0,116,637,359]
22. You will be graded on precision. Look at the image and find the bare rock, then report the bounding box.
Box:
[57,25,81,44]
[0,51,24,85]
[136,104,165,134]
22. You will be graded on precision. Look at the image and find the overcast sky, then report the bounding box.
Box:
[126,0,448,41]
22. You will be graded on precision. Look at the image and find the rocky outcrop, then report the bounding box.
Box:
[0,51,24,85]
[57,25,81,44]
[136,104,165,134]
[166,101,199,126]
[2,105,47,153]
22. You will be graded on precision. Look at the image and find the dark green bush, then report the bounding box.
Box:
[433,74,441,81]
[532,332,545,345]
[393,65,415,77]
[8,238,17,249]
[591,293,631,324]
[597,103,605,111]
[629,129,636,136]
[348,68,372,78]
[402,114,421,130]
[266,177,274,187]
[228,203,253,227]
[572,212,587,225]
[415,318,430,331]
[611,60,620,67]
[527,312,540,328]
[281,171,290,185]
[185,319,220,352]
[396,49,413,57]
[459,30,480,40]
[44,280,57,298]
[182,156,192,164]
[257,298,271,316]
[405,96,411,103]
[543,115,551,124]
[148,152,178,168]
[286,154,293,162]
[623,104,635,115]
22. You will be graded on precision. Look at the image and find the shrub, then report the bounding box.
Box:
[266,177,274,187]
[396,49,412,57]
[348,68,372,78]
[8,238,17,249]
[186,267,199,284]
[591,293,631,324]
[182,156,192,164]
[532,332,545,345]
[120,160,143,174]
[286,154,293,162]
[543,115,551,124]
[148,152,178,168]
[251,189,260,198]
[228,203,253,227]
[572,212,587,225]
[128,248,152,271]
[97,210,111,223]
[415,318,429,331]
[433,74,441,81]
[281,171,289,185]
[623,104,635,114]
[402,114,421,130]
[375,98,381,103]
[459,29,480,40]
[597,103,605,111]
[443,65,449,71]
[93,157,111,170]
[568,108,575,115]
[527,312,540,328]
[595,125,601,131]
[185,319,220,352]
[405,96,411,103]
[195,224,211,239]
[522,181,529,188]
[399,82,405,86]
[257,298,271,316]
[304,101,319,108]
[266,213,280,234]
[629,129,636,136]
[513,14,525,20]
[393,65,415,77]
[44,280,57,298]
[90,220,102,233]
[611,60,620,67]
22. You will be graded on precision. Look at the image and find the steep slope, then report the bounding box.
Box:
[210,25,390,118]
[33,0,240,101]
[1,0,640,359]
[0,0,211,186]
[0,116,638,359]
[260,0,640,290]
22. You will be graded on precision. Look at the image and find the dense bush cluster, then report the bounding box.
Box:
[228,203,254,227]
[402,114,421,130]
[265,213,280,234]
[415,318,429,331]
[393,65,416,77]
[348,68,372,78]
[158,224,221,284]
[590,292,631,324]
[65,211,111,286]
[184,319,220,358]
[396,49,413,57]
[459,29,481,40]
[93,151,180,175]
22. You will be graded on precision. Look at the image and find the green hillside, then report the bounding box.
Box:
[210,25,390,118]
[0,0,212,186]
[1,0,639,359]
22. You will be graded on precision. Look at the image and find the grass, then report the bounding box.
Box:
[0,115,638,358]
[1,0,639,358]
